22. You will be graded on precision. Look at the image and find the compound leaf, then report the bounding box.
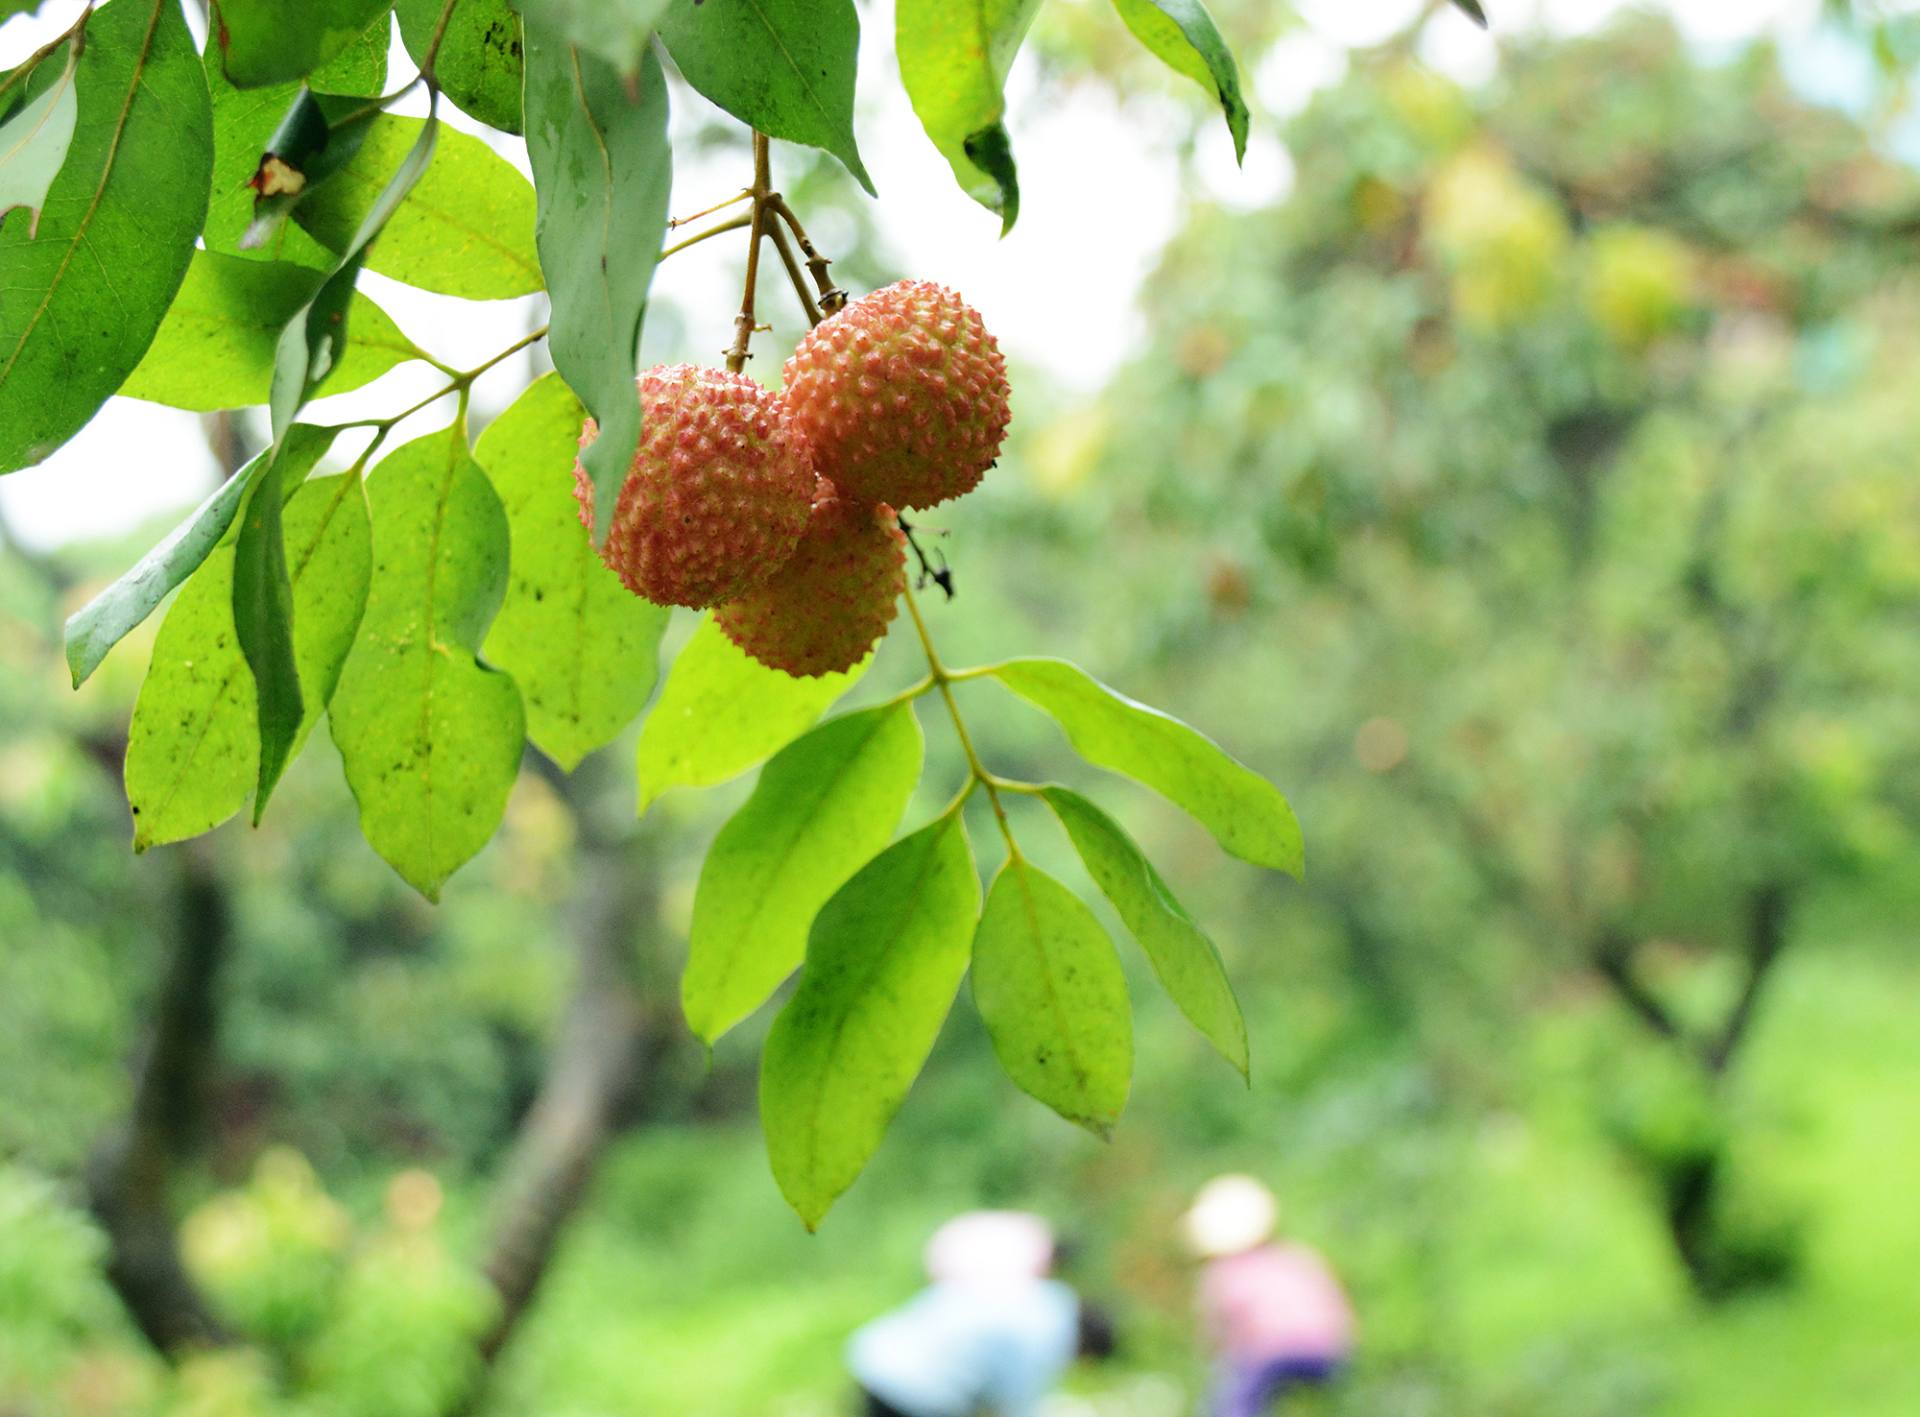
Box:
[0,0,212,474]
[1043,786,1246,1079]
[329,424,525,900]
[1110,0,1248,161]
[120,250,421,412]
[635,616,866,812]
[896,0,1042,233]
[397,0,524,132]
[126,463,370,849]
[523,18,671,538]
[972,856,1133,1136]
[476,372,669,770]
[989,657,1303,875]
[657,0,872,195]
[295,114,541,299]
[761,808,979,1228]
[685,703,924,1044]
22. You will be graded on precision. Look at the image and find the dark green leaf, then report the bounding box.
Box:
[232,448,301,814]
[510,0,668,76]
[972,856,1133,1136]
[329,423,525,900]
[398,0,524,132]
[214,0,393,89]
[895,0,1042,233]
[522,20,672,538]
[761,808,979,1228]
[989,657,1303,874]
[0,0,211,474]
[120,251,422,412]
[685,704,925,1044]
[294,113,542,299]
[0,44,76,236]
[1450,0,1490,29]
[125,466,370,849]
[476,372,669,769]
[63,430,333,687]
[1110,0,1248,162]
[635,616,867,812]
[1042,786,1247,1079]
[657,0,872,195]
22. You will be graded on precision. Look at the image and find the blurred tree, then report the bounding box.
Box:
[1049,15,1920,1297]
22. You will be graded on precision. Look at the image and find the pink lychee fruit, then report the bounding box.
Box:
[573,364,813,609]
[780,280,1010,510]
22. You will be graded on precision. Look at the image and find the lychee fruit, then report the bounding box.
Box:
[714,480,907,678]
[780,280,1010,510]
[573,364,813,608]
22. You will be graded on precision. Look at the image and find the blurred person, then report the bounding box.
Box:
[848,1210,1117,1417]
[1182,1176,1353,1416]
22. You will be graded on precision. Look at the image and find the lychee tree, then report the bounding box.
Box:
[0,0,1324,1233]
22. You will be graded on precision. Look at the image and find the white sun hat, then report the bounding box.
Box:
[1181,1175,1279,1258]
[924,1210,1057,1283]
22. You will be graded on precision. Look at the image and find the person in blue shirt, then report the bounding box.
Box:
[847,1212,1116,1417]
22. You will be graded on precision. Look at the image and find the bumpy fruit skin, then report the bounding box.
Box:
[780,280,1010,510]
[715,480,907,677]
[573,365,813,609]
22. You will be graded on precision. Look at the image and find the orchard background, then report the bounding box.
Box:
[2,2,1918,1416]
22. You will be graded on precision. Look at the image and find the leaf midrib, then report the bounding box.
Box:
[0,0,165,385]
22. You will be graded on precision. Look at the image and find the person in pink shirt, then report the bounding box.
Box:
[1182,1175,1354,1417]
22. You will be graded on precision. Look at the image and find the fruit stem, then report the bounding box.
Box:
[768,195,847,314]
[768,219,824,326]
[902,579,1022,861]
[339,324,550,433]
[669,190,752,229]
[725,132,774,374]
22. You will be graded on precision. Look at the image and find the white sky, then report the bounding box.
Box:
[0,0,1845,550]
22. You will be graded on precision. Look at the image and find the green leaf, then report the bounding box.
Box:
[213,0,393,89]
[761,808,979,1228]
[294,114,542,300]
[232,447,302,814]
[476,372,669,770]
[1041,786,1246,1080]
[329,423,526,900]
[201,4,387,272]
[397,0,524,132]
[1450,0,1490,28]
[510,0,669,76]
[971,857,1133,1136]
[522,19,671,539]
[0,45,76,237]
[119,250,422,412]
[635,617,866,812]
[657,0,873,195]
[895,0,1042,233]
[270,112,439,442]
[125,464,370,849]
[989,658,1303,875]
[1110,0,1248,162]
[62,430,324,688]
[685,704,925,1045]
[0,0,212,474]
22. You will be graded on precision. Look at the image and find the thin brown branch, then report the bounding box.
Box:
[767,218,823,326]
[726,132,773,373]
[768,193,846,313]
[1591,929,1691,1049]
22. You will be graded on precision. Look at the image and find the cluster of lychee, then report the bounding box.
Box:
[573,281,1011,677]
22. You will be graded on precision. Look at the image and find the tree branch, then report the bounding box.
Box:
[465,772,670,1381]
[86,839,232,1355]
[1704,882,1791,1076]
[1590,928,1691,1049]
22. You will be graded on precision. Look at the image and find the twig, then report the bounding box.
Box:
[669,189,751,229]
[659,211,753,262]
[767,219,823,326]
[768,194,846,314]
[725,133,773,373]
